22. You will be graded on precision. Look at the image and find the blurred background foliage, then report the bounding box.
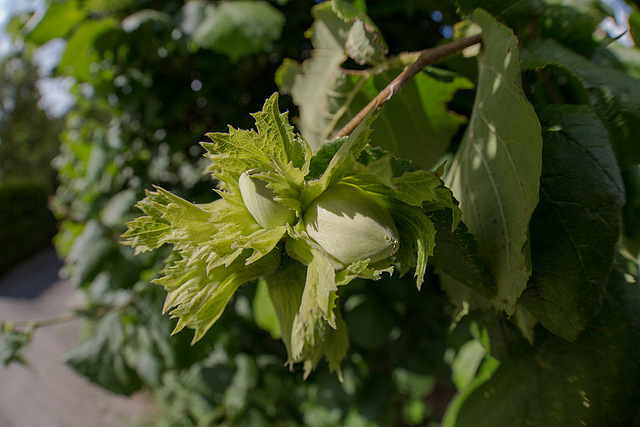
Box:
[0,52,60,273]
[0,1,466,425]
[1,0,639,425]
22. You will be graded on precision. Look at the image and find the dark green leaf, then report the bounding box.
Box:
[454,0,544,28]
[427,208,495,298]
[520,105,625,341]
[468,310,530,362]
[65,312,142,395]
[1,324,32,366]
[536,4,600,56]
[187,1,284,61]
[448,265,640,427]
[522,39,640,169]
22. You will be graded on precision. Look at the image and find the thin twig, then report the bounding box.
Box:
[1,297,136,331]
[334,33,483,138]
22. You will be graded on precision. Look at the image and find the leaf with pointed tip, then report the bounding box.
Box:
[263,259,348,378]
[391,203,437,289]
[444,9,542,315]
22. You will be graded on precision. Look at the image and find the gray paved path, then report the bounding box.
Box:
[0,249,155,427]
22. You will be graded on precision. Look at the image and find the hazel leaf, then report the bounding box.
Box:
[444,10,543,315]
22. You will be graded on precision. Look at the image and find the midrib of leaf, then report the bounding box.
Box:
[445,10,542,314]
[321,72,371,141]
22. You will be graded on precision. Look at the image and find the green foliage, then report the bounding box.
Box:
[276,1,472,169]
[5,0,640,425]
[180,1,285,62]
[444,9,543,315]
[1,323,32,366]
[123,93,459,377]
[446,263,640,427]
[522,38,640,169]
[0,54,61,272]
[520,105,625,341]
[0,56,61,186]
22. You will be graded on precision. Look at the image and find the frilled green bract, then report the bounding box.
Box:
[122,92,461,378]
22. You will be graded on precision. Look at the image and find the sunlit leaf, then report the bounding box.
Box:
[445,9,542,314]
[25,0,85,44]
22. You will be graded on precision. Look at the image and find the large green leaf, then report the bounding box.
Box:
[354,69,473,170]
[444,10,542,314]
[58,18,117,80]
[183,1,285,61]
[25,0,85,44]
[445,264,640,427]
[427,208,495,298]
[535,1,601,57]
[519,105,625,341]
[276,2,470,169]
[275,2,356,149]
[522,39,640,169]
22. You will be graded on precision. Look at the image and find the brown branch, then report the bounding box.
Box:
[334,33,483,139]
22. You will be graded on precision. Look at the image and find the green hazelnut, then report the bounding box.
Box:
[239,171,296,229]
[303,184,399,265]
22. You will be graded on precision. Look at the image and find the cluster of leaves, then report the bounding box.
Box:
[2,0,308,402]
[4,0,640,426]
[123,91,471,379]
[2,0,468,425]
